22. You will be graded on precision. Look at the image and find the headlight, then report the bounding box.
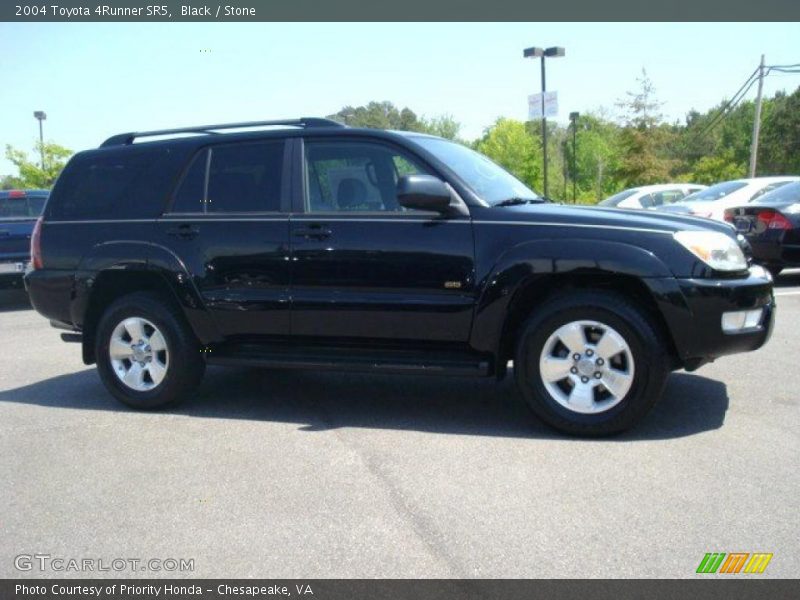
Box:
[674,230,747,272]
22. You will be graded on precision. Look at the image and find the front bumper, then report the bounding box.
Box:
[648,265,775,369]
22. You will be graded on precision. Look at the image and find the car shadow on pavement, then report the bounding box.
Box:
[0,366,728,441]
[774,269,800,288]
[0,289,31,312]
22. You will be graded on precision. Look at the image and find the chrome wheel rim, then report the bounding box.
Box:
[109,317,169,392]
[538,320,635,415]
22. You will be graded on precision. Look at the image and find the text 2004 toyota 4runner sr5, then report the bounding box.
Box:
[25,118,775,435]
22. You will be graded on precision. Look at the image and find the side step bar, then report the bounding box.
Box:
[205,344,491,377]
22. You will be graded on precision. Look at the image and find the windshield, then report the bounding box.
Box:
[412,137,540,205]
[681,181,747,202]
[599,189,638,207]
[752,181,800,206]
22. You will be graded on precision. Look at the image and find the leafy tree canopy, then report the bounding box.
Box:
[3,142,73,189]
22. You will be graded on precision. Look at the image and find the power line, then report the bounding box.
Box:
[767,67,800,74]
[691,67,759,141]
[690,60,800,142]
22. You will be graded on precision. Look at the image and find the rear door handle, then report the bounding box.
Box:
[294,224,332,240]
[166,224,199,240]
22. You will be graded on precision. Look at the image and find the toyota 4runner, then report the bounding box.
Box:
[25,118,775,435]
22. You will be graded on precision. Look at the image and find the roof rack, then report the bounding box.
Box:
[100,117,344,147]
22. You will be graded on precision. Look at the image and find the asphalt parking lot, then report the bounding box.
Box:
[1,275,798,579]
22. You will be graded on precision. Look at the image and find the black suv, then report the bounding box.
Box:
[25,118,775,435]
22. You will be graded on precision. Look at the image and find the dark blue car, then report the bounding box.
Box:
[0,189,48,288]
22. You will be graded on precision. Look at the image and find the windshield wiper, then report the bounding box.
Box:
[494,197,545,207]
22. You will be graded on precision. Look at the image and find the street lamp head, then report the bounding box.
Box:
[33,111,47,121]
[523,47,544,58]
[545,47,565,58]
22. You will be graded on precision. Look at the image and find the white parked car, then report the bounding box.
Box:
[599,183,707,210]
[658,177,800,221]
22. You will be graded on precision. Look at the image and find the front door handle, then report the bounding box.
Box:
[166,224,199,240]
[294,224,332,240]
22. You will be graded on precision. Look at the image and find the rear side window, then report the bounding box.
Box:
[171,141,285,213]
[172,152,207,213]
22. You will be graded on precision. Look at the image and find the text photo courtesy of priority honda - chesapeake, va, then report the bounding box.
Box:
[1,6,799,600]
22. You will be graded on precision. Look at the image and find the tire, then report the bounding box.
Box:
[94,291,205,409]
[514,290,669,436]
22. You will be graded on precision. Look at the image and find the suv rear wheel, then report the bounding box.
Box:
[514,290,669,436]
[95,292,205,409]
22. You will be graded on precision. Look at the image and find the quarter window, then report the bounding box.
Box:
[49,153,157,219]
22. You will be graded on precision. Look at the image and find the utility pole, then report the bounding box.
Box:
[748,55,765,178]
[569,112,579,203]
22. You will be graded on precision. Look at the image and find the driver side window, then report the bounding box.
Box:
[304,140,431,212]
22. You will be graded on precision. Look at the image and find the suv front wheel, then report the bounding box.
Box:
[95,292,205,409]
[515,290,669,436]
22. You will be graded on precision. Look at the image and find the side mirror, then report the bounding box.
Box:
[397,174,451,212]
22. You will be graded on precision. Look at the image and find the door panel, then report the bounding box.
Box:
[291,139,476,342]
[158,139,291,338]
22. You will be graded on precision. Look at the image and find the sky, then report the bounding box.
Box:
[1,22,799,176]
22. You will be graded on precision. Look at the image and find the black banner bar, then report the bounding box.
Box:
[2,0,800,22]
[3,579,800,600]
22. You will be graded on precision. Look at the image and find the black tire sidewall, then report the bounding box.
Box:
[95,293,203,409]
[515,293,667,435]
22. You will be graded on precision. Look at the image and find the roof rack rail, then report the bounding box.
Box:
[100,117,344,147]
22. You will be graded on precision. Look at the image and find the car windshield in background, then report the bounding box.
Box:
[599,189,638,206]
[0,193,48,218]
[412,137,540,206]
[752,181,800,206]
[681,181,747,202]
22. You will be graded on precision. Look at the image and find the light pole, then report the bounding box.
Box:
[33,111,47,170]
[569,111,579,203]
[523,46,564,199]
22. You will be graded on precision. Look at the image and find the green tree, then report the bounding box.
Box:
[689,149,747,184]
[4,142,73,189]
[328,101,462,140]
[614,70,675,186]
[420,114,461,140]
[327,101,427,131]
[760,88,800,175]
[476,118,542,191]
[564,113,623,202]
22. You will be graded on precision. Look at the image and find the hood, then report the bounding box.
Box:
[484,202,736,236]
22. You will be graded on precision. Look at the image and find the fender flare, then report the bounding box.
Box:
[470,238,674,355]
[72,240,222,345]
